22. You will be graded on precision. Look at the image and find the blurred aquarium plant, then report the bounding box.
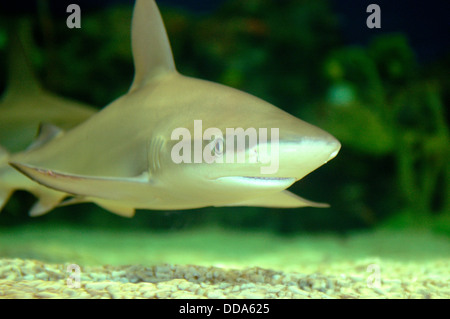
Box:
[321,34,449,232]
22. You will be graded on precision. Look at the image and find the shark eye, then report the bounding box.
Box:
[214,137,224,156]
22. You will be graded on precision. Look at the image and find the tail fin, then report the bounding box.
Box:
[0,145,13,211]
[1,144,66,215]
[3,19,41,102]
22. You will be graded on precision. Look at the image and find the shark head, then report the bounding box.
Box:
[9,0,341,216]
[145,76,341,206]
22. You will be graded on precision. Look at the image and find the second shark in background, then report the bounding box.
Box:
[0,20,97,216]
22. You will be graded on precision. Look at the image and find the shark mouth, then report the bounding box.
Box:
[215,176,296,188]
[241,176,293,181]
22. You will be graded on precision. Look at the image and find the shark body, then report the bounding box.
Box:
[10,0,340,217]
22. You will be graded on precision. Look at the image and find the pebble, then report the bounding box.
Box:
[206,290,224,298]
[240,283,256,290]
[90,273,107,281]
[288,286,309,296]
[85,282,111,290]
[142,290,156,298]
[172,291,202,299]
[4,274,16,281]
[156,290,172,298]
[35,272,49,280]
[177,281,191,290]
[62,288,79,297]
[373,287,386,295]
[109,292,127,299]
[36,283,52,291]
[106,284,121,294]
[219,282,231,289]
[154,265,172,274]
[196,288,205,296]
[35,292,58,299]
[231,285,240,292]
[267,285,283,293]
[111,270,126,278]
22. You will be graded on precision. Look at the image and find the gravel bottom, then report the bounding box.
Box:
[1,257,449,299]
[1,226,449,299]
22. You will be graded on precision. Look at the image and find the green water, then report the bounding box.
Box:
[1,223,449,272]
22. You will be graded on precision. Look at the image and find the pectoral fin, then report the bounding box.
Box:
[28,190,66,217]
[9,162,150,203]
[223,190,330,208]
[59,196,135,218]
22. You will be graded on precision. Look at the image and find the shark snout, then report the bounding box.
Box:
[320,134,341,164]
[274,128,341,180]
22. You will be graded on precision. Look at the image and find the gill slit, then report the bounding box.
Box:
[149,136,164,176]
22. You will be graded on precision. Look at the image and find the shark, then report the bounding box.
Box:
[0,21,96,215]
[10,0,341,218]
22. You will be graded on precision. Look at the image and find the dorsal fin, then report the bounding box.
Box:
[3,19,41,101]
[128,0,176,92]
[26,122,64,151]
[0,145,9,161]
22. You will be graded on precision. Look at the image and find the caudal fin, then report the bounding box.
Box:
[1,144,66,215]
